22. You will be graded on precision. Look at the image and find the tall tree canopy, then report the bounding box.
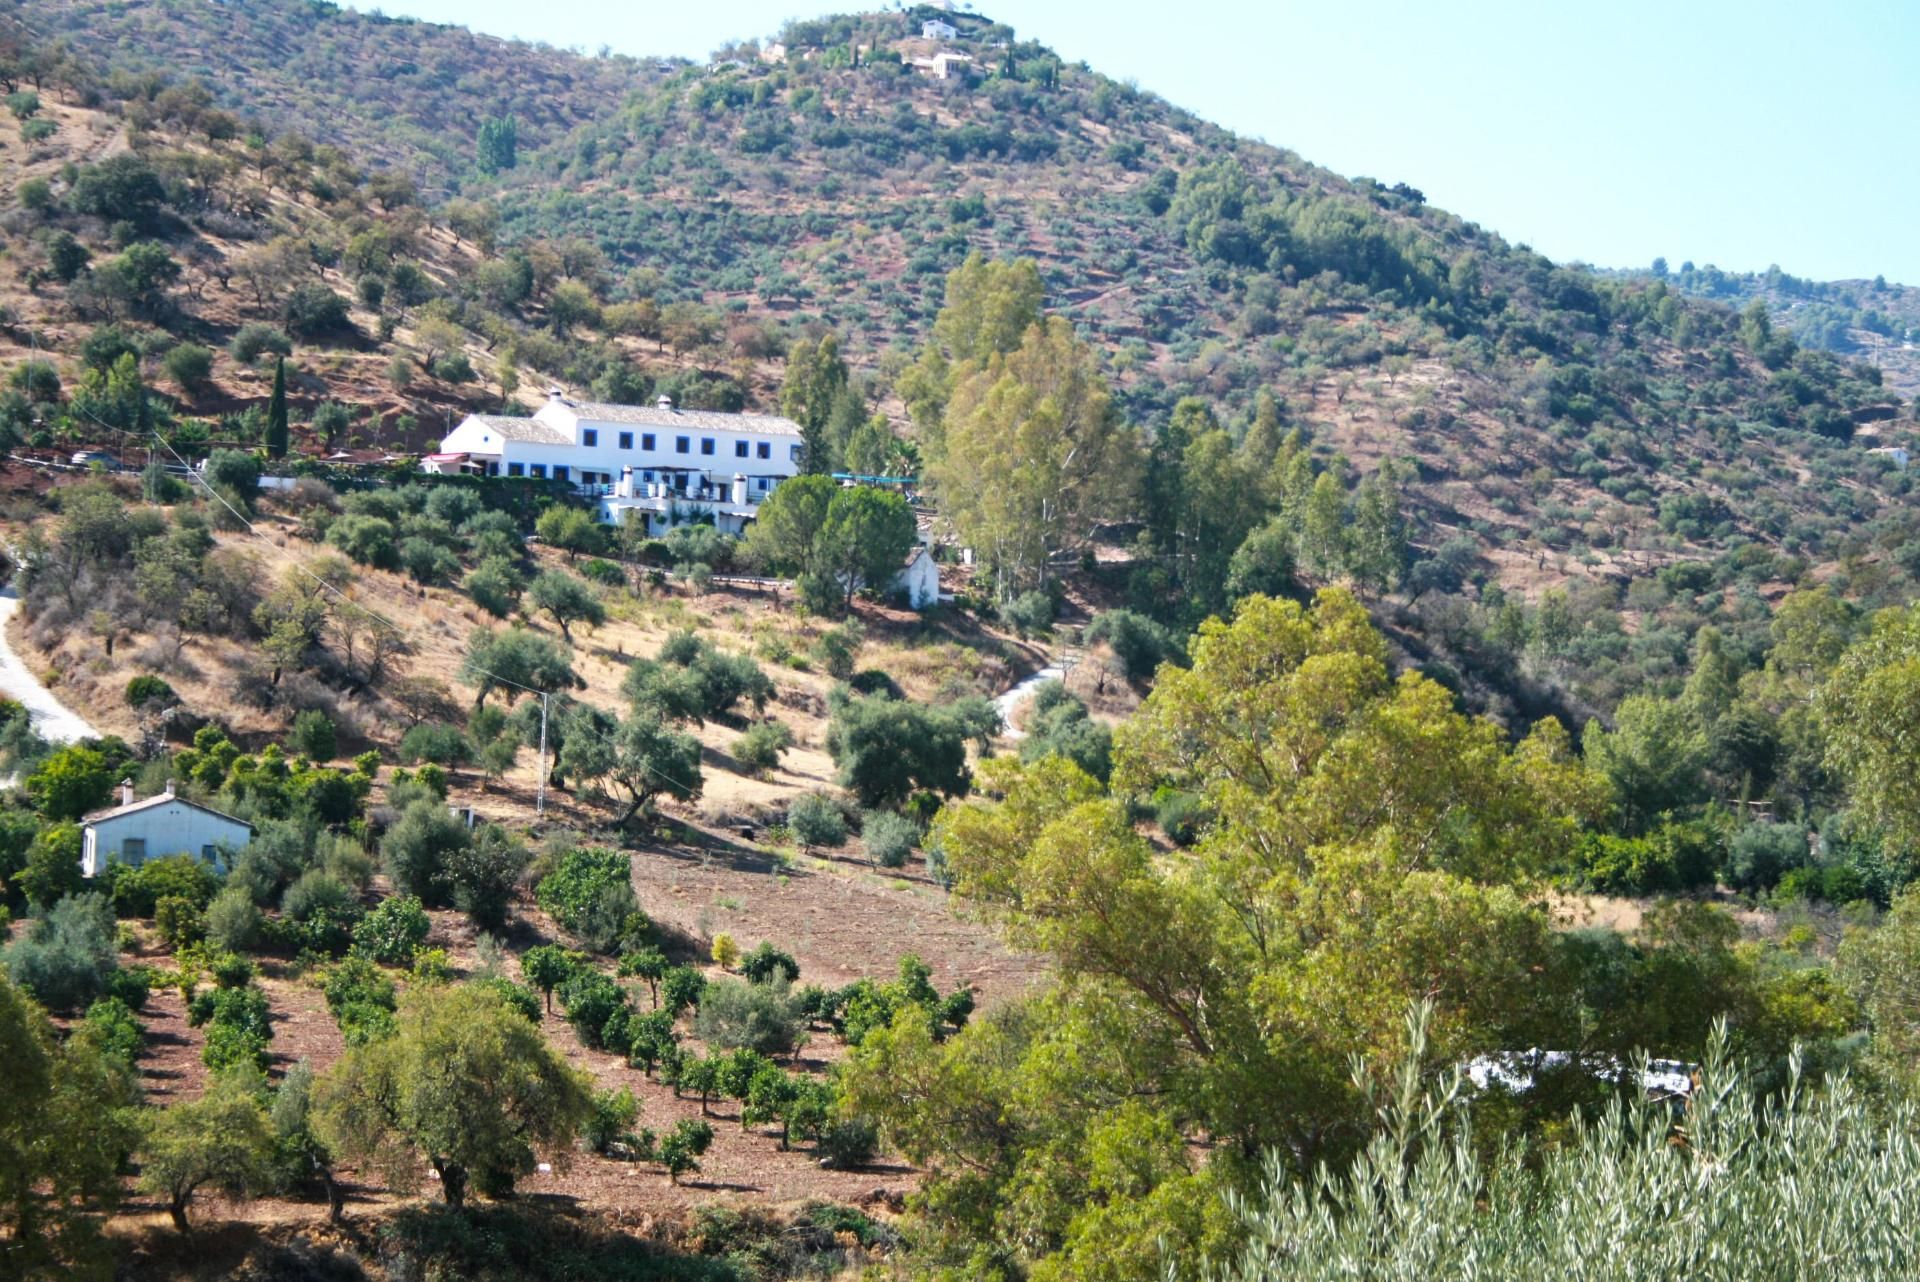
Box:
[931,315,1142,597]
[844,591,1613,1279]
[314,983,591,1209]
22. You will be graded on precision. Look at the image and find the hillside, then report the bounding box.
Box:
[1652,259,1920,398]
[9,8,1920,1279]
[8,2,1915,561]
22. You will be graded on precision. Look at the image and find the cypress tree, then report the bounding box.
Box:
[266,357,288,458]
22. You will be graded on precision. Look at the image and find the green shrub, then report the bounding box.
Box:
[81,995,144,1067]
[154,895,206,950]
[399,722,470,767]
[579,559,625,586]
[112,854,219,918]
[473,976,541,1024]
[693,976,806,1057]
[585,1085,642,1156]
[281,869,352,922]
[288,710,338,762]
[819,1117,879,1169]
[2,890,120,1013]
[1085,609,1183,681]
[229,323,291,365]
[1153,788,1210,847]
[125,675,175,708]
[733,720,794,773]
[535,848,641,953]
[861,811,918,869]
[201,1020,270,1073]
[559,971,628,1050]
[1003,590,1055,637]
[1726,822,1809,893]
[788,794,848,848]
[187,984,270,1039]
[657,1118,714,1184]
[201,955,250,992]
[352,895,430,966]
[739,942,800,985]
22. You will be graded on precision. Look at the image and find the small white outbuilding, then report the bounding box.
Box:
[81,780,255,878]
[894,545,941,609]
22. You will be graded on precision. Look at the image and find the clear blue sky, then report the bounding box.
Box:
[376,0,1920,285]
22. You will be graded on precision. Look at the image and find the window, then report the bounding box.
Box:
[734,440,749,458]
[757,477,771,491]
[757,441,771,460]
[642,433,656,450]
[121,837,146,863]
[619,431,633,449]
[552,465,570,483]
[201,845,215,861]
[530,464,547,478]
[790,444,803,462]
[582,428,598,447]
[643,470,655,482]
[675,436,690,454]
[507,462,524,477]
[700,437,716,456]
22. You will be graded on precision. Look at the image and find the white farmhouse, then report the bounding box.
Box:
[81,781,255,878]
[428,391,807,535]
[923,18,959,39]
[895,544,940,609]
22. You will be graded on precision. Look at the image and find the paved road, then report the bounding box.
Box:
[0,583,99,744]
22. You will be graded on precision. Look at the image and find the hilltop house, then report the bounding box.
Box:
[922,18,959,39]
[81,781,255,878]
[427,391,807,535]
[910,50,974,79]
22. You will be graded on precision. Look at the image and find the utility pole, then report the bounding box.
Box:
[535,692,550,818]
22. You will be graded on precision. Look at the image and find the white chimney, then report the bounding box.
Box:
[547,386,566,402]
[120,778,134,806]
[164,778,176,797]
[732,473,748,505]
[617,466,634,499]
[656,393,674,411]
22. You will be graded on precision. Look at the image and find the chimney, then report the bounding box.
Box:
[164,778,176,797]
[547,386,566,402]
[656,393,674,411]
[732,472,748,505]
[120,778,134,807]
[617,466,634,499]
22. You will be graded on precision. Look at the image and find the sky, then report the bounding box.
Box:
[375,0,1920,284]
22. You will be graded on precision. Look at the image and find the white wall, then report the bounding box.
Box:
[82,803,254,877]
[438,416,804,485]
[898,554,941,608]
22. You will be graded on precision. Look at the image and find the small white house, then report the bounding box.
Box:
[923,18,958,39]
[895,545,940,609]
[81,781,255,878]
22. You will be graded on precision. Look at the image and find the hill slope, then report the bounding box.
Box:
[6,1,1920,686]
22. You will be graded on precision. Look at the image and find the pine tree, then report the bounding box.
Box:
[265,358,288,459]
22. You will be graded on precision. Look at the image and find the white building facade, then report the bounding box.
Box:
[895,545,940,609]
[428,392,808,534]
[81,783,255,877]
